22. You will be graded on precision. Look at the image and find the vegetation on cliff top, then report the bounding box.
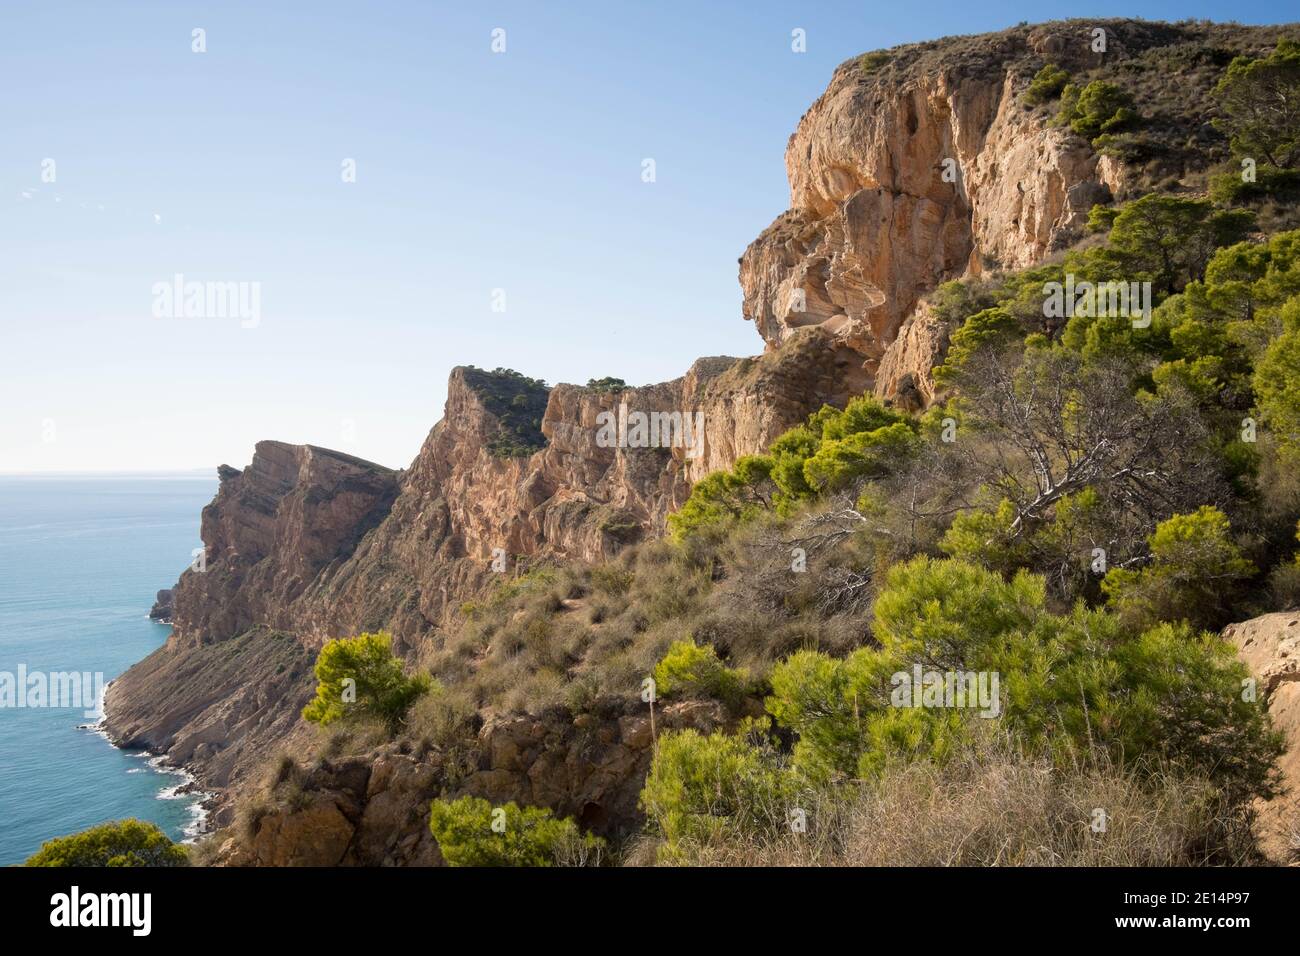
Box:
[461,365,550,459]
[868,21,1296,190]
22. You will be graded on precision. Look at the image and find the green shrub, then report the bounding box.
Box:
[939,498,1033,574]
[872,556,1043,665]
[1209,164,1300,205]
[1256,298,1300,468]
[302,631,430,730]
[428,796,603,866]
[762,556,1280,801]
[929,277,1000,329]
[767,648,886,781]
[669,396,914,540]
[585,376,628,392]
[1057,80,1138,142]
[1087,203,1120,233]
[653,638,747,708]
[1212,40,1300,171]
[934,307,1021,383]
[639,723,791,855]
[667,455,775,541]
[25,820,188,867]
[1103,194,1255,295]
[1102,506,1256,631]
[802,421,919,492]
[1023,63,1070,105]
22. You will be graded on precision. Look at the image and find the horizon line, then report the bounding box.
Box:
[0,468,219,477]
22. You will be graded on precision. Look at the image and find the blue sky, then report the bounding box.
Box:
[1,1,1292,471]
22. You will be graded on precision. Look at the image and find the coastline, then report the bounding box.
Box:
[87,678,215,844]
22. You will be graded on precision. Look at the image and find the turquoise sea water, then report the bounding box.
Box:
[0,475,216,865]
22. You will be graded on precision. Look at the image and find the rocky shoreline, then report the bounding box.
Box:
[101,625,317,830]
[93,678,219,842]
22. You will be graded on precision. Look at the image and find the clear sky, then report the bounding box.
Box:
[1,1,1292,472]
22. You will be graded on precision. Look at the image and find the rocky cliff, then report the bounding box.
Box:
[103,18,1296,852]
[212,699,734,866]
[104,328,861,812]
[1224,613,1300,863]
[150,330,862,651]
[739,18,1281,401]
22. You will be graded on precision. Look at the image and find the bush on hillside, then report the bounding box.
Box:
[639,722,792,857]
[652,638,748,709]
[1102,506,1256,631]
[1056,80,1138,141]
[428,796,603,867]
[25,820,188,867]
[302,631,430,730]
[1022,63,1070,105]
[647,741,1260,866]
[858,51,891,74]
[1212,40,1300,171]
[763,556,1280,799]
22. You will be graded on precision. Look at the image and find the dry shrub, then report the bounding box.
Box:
[838,756,1256,866]
[185,834,225,867]
[404,684,479,750]
[589,564,635,597]
[318,715,394,758]
[501,667,567,715]
[654,742,1260,867]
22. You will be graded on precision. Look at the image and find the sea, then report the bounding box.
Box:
[0,474,217,866]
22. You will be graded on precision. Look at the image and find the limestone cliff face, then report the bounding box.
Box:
[738,20,1208,396]
[149,328,863,655]
[871,301,950,411]
[166,442,401,646]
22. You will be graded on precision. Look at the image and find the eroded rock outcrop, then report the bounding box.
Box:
[166,442,401,645]
[738,19,1242,388]
[147,589,173,622]
[872,301,951,410]
[1225,613,1300,863]
[217,699,731,866]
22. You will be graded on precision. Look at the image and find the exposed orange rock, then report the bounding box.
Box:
[1224,613,1300,863]
[739,26,1120,385]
